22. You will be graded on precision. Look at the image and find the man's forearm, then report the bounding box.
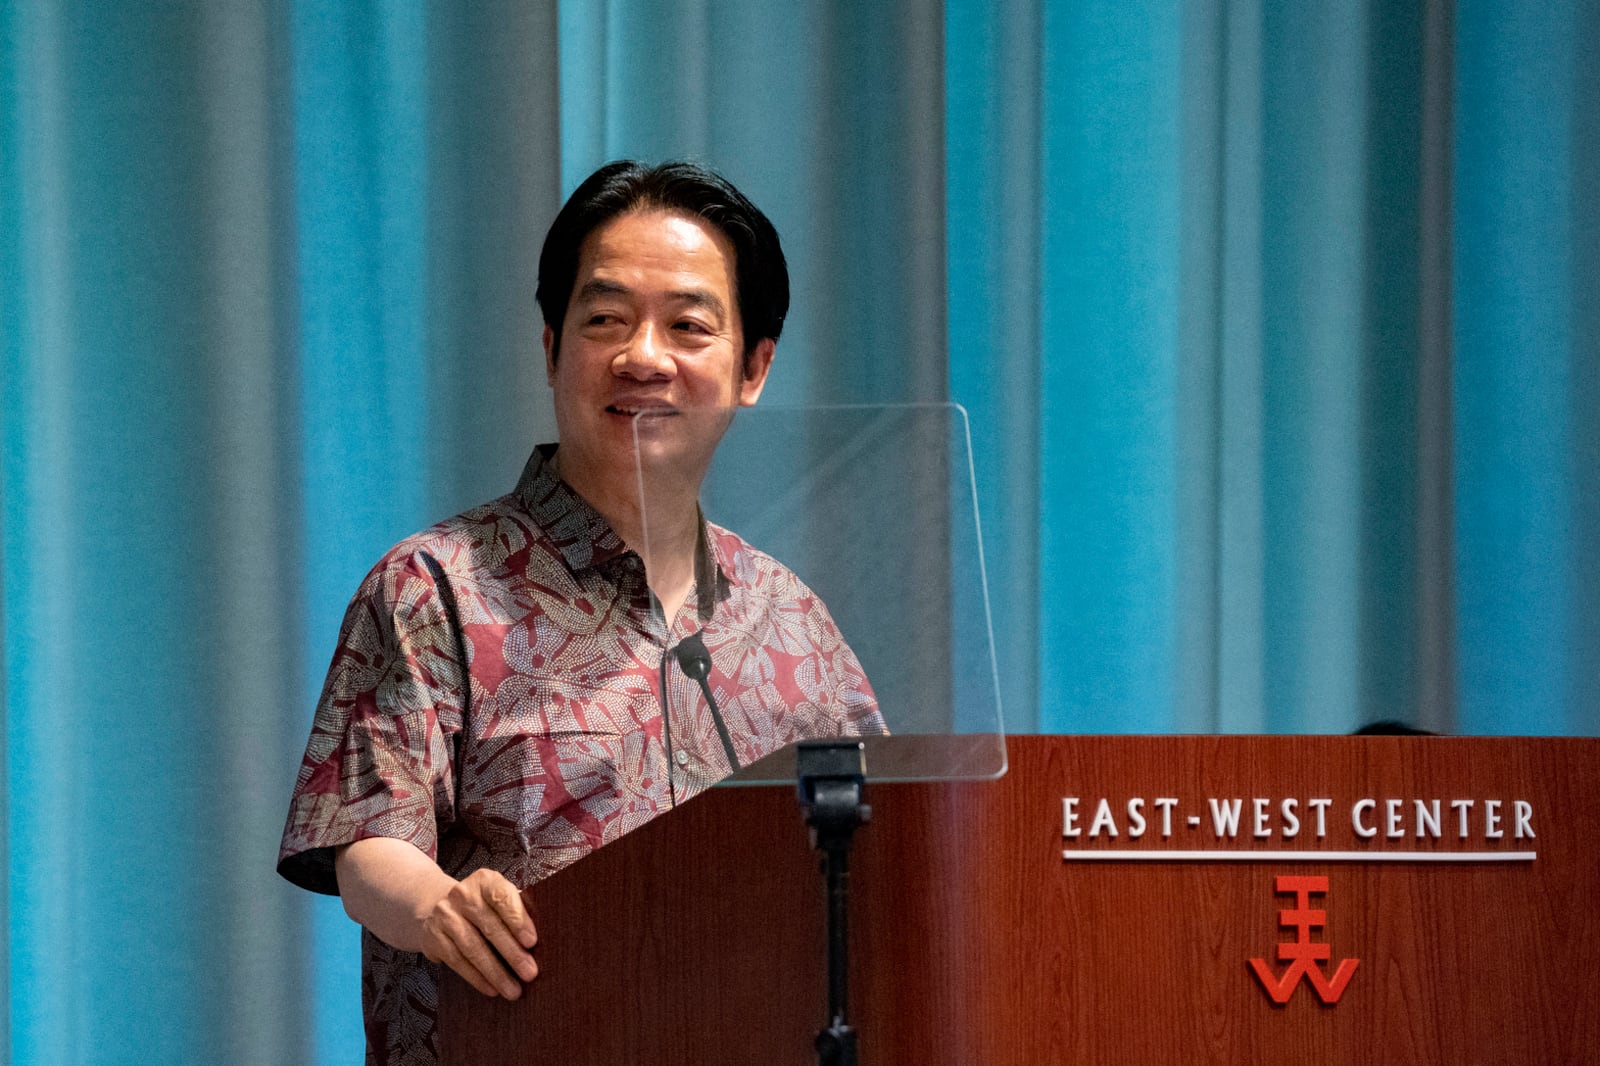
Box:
[334,837,540,999]
[334,837,457,953]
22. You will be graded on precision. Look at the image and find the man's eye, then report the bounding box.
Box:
[587,313,619,326]
[673,320,709,334]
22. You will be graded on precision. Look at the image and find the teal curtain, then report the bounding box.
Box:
[2,2,560,1062]
[947,0,1599,735]
[3,1,1596,1062]
[1453,0,1600,735]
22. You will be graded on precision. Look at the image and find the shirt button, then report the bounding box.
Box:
[675,750,690,767]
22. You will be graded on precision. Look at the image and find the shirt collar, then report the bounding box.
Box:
[693,520,733,621]
[514,444,633,572]
[514,445,731,619]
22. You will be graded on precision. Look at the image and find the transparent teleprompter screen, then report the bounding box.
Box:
[633,403,1005,784]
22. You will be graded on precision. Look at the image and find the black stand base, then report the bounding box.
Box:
[815,1023,859,1066]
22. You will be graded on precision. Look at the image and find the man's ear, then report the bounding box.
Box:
[543,323,557,384]
[738,338,776,406]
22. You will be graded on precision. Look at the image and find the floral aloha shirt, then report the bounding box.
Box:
[278,444,886,1065]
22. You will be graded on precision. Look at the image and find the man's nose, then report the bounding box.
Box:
[614,323,674,379]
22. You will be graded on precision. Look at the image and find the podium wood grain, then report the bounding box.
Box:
[438,735,1600,1065]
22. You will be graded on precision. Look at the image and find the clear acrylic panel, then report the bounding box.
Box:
[632,402,1006,785]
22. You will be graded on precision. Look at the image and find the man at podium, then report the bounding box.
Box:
[277,161,886,1066]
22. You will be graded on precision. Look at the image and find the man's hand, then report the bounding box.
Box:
[419,868,539,998]
[335,838,539,999]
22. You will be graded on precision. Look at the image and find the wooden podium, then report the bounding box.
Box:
[438,735,1600,1065]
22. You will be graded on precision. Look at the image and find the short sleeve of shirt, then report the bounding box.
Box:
[277,548,466,896]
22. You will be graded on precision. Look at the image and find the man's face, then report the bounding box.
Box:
[544,209,774,494]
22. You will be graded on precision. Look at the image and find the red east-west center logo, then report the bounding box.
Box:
[1248,875,1360,1004]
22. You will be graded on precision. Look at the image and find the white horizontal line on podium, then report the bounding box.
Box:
[1061,850,1537,862]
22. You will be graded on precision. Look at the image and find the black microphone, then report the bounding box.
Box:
[673,631,741,772]
[674,631,713,681]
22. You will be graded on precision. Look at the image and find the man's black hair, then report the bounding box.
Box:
[536,159,790,360]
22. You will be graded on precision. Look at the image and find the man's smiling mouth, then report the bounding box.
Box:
[606,403,678,418]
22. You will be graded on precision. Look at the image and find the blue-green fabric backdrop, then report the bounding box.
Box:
[3,0,1596,1061]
